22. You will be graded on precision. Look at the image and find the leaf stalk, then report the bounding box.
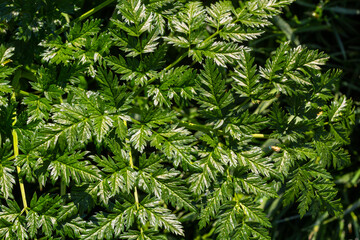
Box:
[55,0,116,34]
[124,120,140,210]
[178,120,269,139]
[11,92,28,214]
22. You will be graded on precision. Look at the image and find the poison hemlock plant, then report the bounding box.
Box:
[0,0,354,239]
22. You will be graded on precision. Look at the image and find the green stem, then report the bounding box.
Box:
[133,51,188,97]
[60,181,66,196]
[165,52,188,71]
[11,93,28,213]
[323,197,360,225]
[147,51,188,85]
[19,206,29,216]
[201,227,215,239]
[129,149,139,210]
[76,0,116,22]
[131,16,234,98]
[251,133,269,139]
[20,71,36,81]
[124,120,140,210]
[201,31,220,46]
[55,0,116,34]
[132,12,247,99]
[226,168,232,181]
[140,227,144,238]
[199,14,244,48]
[19,90,30,96]
[178,120,269,139]
[178,121,212,134]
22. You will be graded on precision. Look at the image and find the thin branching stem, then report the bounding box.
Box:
[133,14,244,98]
[55,0,116,34]
[11,93,28,213]
[130,150,140,210]
[178,120,269,139]
[124,120,140,210]
[133,51,189,97]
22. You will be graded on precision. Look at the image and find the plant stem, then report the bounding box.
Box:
[55,0,116,34]
[133,14,244,98]
[133,51,188,97]
[178,120,269,139]
[323,197,360,225]
[252,133,269,139]
[19,206,28,216]
[147,51,188,85]
[60,181,66,196]
[19,90,30,96]
[129,149,139,209]
[144,27,219,87]
[201,31,220,46]
[164,52,188,71]
[179,121,213,134]
[198,13,245,48]
[76,0,116,23]
[124,120,140,210]
[11,93,28,213]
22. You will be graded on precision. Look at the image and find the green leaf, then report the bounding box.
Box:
[0,200,28,240]
[92,115,113,143]
[283,162,342,217]
[138,156,196,212]
[196,59,233,118]
[189,151,224,194]
[150,126,197,169]
[91,153,136,203]
[220,25,263,43]
[26,193,63,238]
[327,96,348,122]
[215,202,238,239]
[260,41,290,82]
[206,1,233,29]
[129,125,152,152]
[236,222,270,240]
[95,67,133,109]
[139,197,184,236]
[199,188,225,228]
[330,123,350,144]
[238,147,279,179]
[238,200,271,227]
[46,151,101,186]
[148,66,196,107]
[105,55,150,86]
[22,94,52,122]
[235,173,278,198]
[116,0,153,34]
[41,20,101,64]
[0,45,15,65]
[0,45,15,107]
[83,202,133,240]
[0,141,15,199]
[121,230,167,240]
[232,51,262,99]
[35,103,92,150]
[192,41,246,67]
[169,1,206,39]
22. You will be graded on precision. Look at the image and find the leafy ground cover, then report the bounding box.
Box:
[254,1,360,239]
[0,0,357,239]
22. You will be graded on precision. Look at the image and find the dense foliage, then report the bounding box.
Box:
[0,0,355,239]
[249,1,360,239]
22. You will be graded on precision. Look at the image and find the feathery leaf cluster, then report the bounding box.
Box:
[0,0,354,239]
